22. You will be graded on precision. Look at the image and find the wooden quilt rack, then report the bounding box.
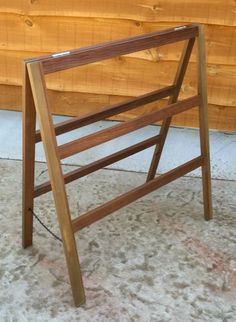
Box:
[22,24,212,306]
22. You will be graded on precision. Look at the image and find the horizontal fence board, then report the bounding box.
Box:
[0,50,235,107]
[1,15,235,65]
[0,1,235,26]
[0,1,235,130]
[2,85,236,131]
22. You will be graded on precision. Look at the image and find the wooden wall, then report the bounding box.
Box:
[0,1,235,131]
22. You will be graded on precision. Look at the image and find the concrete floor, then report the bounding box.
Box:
[0,159,236,321]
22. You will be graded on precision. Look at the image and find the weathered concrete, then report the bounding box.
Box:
[0,159,235,321]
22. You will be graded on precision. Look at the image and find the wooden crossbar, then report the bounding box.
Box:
[26,25,198,74]
[34,134,161,198]
[58,96,200,159]
[72,156,204,232]
[22,24,212,307]
[35,85,175,143]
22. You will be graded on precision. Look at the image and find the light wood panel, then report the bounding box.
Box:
[2,85,236,132]
[0,50,235,107]
[1,1,235,26]
[1,15,235,65]
[0,1,235,131]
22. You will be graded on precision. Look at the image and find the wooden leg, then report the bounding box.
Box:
[22,64,36,248]
[27,62,85,306]
[147,38,195,181]
[197,25,213,220]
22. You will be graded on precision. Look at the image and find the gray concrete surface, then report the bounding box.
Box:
[0,110,236,180]
[0,159,235,321]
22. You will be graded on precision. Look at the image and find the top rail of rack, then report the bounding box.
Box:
[25,24,199,74]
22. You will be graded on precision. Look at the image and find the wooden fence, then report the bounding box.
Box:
[0,1,235,131]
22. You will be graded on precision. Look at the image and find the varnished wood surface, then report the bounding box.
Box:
[197,25,213,220]
[23,24,213,307]
[58,95,200,160]
[147,37,196,181]
[22,64,36,248]
[25,25,198,74]
[27,62,85,306]
[34,134,161,197]
[35,85,175,142]
[72,156,204,232]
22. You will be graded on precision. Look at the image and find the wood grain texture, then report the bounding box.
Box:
[1,15,235,65]
[72,156,204,232]
[0,1,235,130]
[58,95,200,160]
[27,61,85,307]
[37,25,198,74]
[35,85,175,142]
[23,24,213,307]
[197,24,213,220]
[2,85,236,132]
[147,37,196,181]
[34,134,161,197]
[1,1,235,26]
[22,64,36,248]
[1,51,235,107]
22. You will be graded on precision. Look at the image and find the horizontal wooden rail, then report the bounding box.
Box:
[72,155,204,232]
[25,25,198,74]
[34,134,161,198]
[35,85,175,143]
[58,95,200,160]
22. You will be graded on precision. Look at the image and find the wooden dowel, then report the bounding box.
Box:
[72,156,204,232]
[25,25,198,74]
[59,95,200,160]
[34,134,161,197]
[35,85,175,143]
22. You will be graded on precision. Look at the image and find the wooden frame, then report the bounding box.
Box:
[22,24,212,306]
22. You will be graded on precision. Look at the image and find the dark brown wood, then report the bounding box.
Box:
[35,85,175,143]
[24,25,198,74]
[197,25,213,220]
[72,156,204,232]
[22,64,36,248]
[147,37,196,181]
[34,134,161,197]
[59,95,200,159]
